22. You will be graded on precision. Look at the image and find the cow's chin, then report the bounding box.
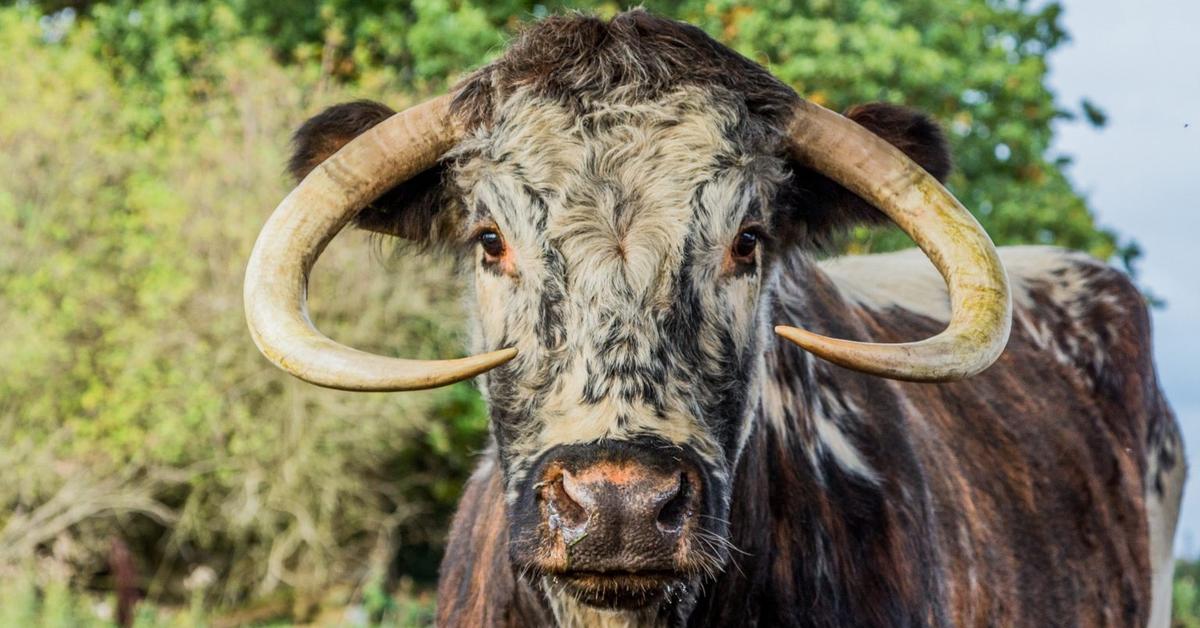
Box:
[546,571,691,611]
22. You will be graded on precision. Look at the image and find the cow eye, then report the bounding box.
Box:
[731,229,759,261]
[478,229,505,260]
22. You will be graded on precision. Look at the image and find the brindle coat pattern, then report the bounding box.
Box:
[289,11,1183,627]
[431,249,1180,628]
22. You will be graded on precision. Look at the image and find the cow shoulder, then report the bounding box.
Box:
[821,245,1150,395]
[999,245,1152,398]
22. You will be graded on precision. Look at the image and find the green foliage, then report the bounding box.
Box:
[81,0,511,91]
[51,0,1135,265]
[0,4,484,608]
[1176,560,1200,627]
[3,0,1142,616]
[0,566,437,626]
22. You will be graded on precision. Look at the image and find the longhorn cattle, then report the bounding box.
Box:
[245,10,1184,627]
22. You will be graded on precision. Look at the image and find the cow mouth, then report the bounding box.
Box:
[548,570,689,610]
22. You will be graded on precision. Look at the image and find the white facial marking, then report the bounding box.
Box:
[454,86,782,476]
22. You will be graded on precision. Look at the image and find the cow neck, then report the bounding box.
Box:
[687,255,952,626]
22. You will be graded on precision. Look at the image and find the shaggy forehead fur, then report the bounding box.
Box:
[451,9,797,136]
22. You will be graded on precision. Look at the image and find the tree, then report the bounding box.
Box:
[655,0,1129,262]
[69,0,1133,264]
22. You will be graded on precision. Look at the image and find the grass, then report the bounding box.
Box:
[6,560,1200,626]
[0,569,437,627]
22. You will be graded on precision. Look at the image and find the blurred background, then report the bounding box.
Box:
[0,0,1194,625]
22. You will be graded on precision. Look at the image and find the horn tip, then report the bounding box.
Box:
[470,346,519,373]
[492,347,519,362]
[773,325,810,344]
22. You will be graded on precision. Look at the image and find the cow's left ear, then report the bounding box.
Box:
[777,102,952,247]
[287,100,457,244]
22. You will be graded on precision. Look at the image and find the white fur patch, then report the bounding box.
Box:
[810,245,1126,482]
[759,345,877,482]
[820,245,1100,323]
[812,412,876,480]
[1147,431,1186,628]
[821,245,1122,370]
[544,584,669,628]
[820,248,953,322]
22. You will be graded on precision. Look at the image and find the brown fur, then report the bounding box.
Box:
[437,458,551,627]
[442,253,1168,626]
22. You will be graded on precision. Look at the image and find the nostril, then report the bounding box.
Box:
[546,471,590,533]
[655,472,692,534]
[560,469,588,508]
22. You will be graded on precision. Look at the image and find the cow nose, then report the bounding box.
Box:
[541,461,700,569]
[557,467,689,533]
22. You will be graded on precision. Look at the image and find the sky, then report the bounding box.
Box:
[1047,0,1200,555]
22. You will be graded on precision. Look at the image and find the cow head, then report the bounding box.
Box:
[246,10,1011,619]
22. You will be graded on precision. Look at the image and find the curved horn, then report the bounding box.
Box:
[776,100,1011,382]
[244,94,517,391]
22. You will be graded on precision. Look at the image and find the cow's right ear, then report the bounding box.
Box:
[288,100,457,244]
[777,102,953,249]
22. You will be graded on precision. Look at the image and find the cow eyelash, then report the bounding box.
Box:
[731,225,769,263]
[477,230,505,259]
[467,224,506,262]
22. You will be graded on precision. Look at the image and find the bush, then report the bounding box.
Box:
[0,5,486,608]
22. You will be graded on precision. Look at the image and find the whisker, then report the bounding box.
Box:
[698,513,734,526]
